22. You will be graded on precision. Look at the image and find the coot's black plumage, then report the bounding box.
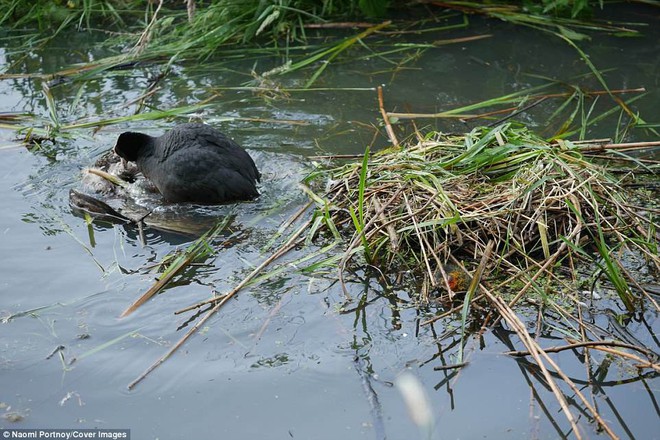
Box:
[114,123,260,204]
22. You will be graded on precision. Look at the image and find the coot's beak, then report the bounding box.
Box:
[113,143,128,168]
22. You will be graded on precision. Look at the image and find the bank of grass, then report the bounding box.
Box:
[0,1,639,36]
[0,0,377,37]
[0,0,132,30]
[1,1,652,76]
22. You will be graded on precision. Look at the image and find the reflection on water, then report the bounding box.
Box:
[1,9,659,440]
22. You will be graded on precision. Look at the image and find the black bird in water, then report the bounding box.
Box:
[114,123,260,204]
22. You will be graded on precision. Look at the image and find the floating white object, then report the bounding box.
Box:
[395,372,435,439]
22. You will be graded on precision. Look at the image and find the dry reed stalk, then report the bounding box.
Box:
[185,0,196,22]
[507,339,659,363]
[378,86,399,146]
[134,0,164,55]
[483,284,620,439]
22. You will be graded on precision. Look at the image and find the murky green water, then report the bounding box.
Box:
[1,6,658,440]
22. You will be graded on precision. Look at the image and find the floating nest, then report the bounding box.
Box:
[305,123,659,307]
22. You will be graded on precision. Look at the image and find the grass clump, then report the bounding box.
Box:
[303,123,658,309]
[0,0,134,30]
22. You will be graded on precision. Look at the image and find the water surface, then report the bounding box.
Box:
[1,8,658,440]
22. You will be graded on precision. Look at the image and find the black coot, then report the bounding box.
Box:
[113,123,260,204]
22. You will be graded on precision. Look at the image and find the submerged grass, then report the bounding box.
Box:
[120,216,233,317]
[387,80,652,141]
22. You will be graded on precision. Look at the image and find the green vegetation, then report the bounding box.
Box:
[0,0,384,36]
[0,0,130,30]
[0,1,630,35]
[0,1,647,58]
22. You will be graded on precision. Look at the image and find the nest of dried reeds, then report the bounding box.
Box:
[304,123,659,307]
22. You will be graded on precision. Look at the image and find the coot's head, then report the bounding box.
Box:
[114,132,154,162]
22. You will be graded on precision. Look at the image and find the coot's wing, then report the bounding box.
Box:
[156,147,259,204]
[172,124,261,184]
